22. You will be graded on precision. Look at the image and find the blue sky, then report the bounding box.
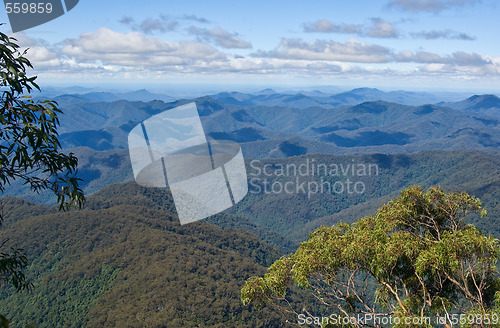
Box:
[1,0,499,92]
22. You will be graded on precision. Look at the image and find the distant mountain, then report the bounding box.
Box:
[256,88,277,94]
[443,94,500,117]
[56,99,169,134]
[212,91,334,109]
[202,98,500,156]
[60,126,133,151]
[39,89,174,104]
[50,94,500,156]
[112,89,175,102]
[212,87,441,108]
[39,85,98,97]
[49,94,104,105]
[329,87,440,106]
[60,129,116,151]
[1,148,134,204]
[63,92,122,103]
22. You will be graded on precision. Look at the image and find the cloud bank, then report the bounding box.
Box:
[303,18,399,38]
[387,0,480,12]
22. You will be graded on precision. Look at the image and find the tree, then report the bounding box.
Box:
[0,29,84,326]
[241,186,500,327]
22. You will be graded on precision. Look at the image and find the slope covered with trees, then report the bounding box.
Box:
[232,150,500,245]
[0,182,313,327]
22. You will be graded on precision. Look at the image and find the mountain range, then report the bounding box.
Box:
[50,89,500,157]
[2,87,500,327]
[38,88,176,103]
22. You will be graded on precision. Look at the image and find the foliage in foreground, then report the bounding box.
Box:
[241,186,500,327]
[0,28,84,326]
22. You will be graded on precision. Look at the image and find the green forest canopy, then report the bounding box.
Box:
[242,186,500,328]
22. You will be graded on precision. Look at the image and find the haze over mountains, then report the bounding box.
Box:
[4,86,498,205]
[48,87,500,157]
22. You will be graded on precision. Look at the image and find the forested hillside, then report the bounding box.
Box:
[4,149,500,249]
[2,89,500,327]
[232,150,500,244]
[0,183,313,327]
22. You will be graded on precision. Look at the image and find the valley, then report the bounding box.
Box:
[2,87,500,327]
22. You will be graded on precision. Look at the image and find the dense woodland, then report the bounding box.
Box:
[1,148,500,326]
[0,183,318,327]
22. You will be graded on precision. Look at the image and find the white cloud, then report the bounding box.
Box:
[12,33,61,68]
[139,18,178,34]
[254,37,492,69]
[182,15,210,24]
[367,18,399,38]
[395,50,491,66]
[119,15,178,34]
[410,29,476,40]
[188,27,252,49]
[61,28,226,67]
[303,19,363,34]
[254,38,393,63]
[119,16,134,25]
[11,27,500,84]
[387,0,480,12]
[303,18,399,39]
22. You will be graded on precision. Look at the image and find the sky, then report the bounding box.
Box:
[0,0,499,93]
